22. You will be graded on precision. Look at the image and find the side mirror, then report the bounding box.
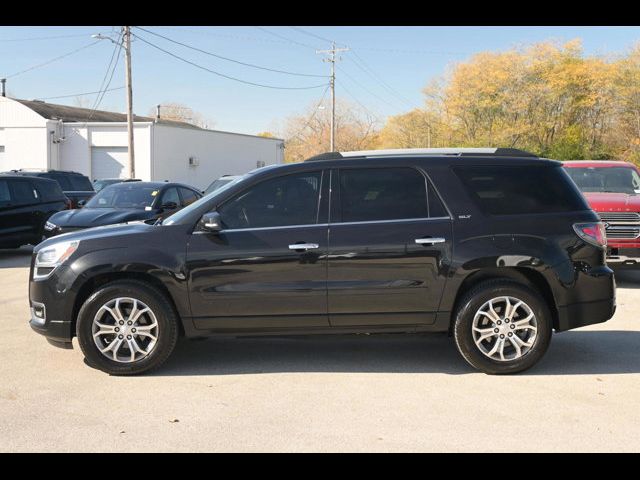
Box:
[161,201,178,211]
[200,211,223,232]
[77,199,87,208]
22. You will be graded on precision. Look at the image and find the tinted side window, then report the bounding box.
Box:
[339,168,428,222]
[455,166,588,215]
[179,187,199,207]
[427,180,448,217]
[10,180,38,205]
[219,171,321,229]
[68,175,94,191]
[35,179,64,202]
[0,180,10,205]
[43,173,72,190]
[161,187,180,206]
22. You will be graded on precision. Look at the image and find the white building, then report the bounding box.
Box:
[0,96,284,190]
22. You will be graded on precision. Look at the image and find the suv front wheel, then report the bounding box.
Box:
[76,280,179,375]
[453,279,552,375]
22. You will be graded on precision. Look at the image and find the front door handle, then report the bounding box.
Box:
[289,243,320,251]
[415,237,446,245]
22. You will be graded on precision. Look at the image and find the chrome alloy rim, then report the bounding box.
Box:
[472,296,538,362]
[92,297,159,363]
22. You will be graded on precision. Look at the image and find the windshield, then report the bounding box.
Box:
[85,184,161,209]
[205,178,234,195]
[565,166,640,194]
[164,174,248,225]
[93,180,116,192]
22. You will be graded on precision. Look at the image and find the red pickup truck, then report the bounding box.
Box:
[564,160,640,267]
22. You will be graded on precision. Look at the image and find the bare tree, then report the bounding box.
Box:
[150,102,215,129]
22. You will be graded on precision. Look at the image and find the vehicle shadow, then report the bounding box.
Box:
[152,330,640,377]
[0,246,33,268]
[613,268,640,288]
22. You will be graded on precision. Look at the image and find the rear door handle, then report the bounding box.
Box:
[289,243,319,251]
[415,237,446,245]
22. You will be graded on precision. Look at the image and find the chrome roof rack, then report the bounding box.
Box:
[304,148,538,162]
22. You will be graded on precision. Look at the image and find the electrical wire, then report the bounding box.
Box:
[4,40,102,79]
[286,84,331,143]
[88,31,124,114]
[0,31,100,42]
[135,27,328,78]
[349,51,418,110]
[336,79,383,121]
[87,37,124,121]
[133,32,330,91]
[36,86,125,100]
[289,27,344,47]
[337,64,406,111]
[254,27,318,50]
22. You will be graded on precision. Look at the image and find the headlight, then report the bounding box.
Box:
[44,221,58,231]
[34,240,79,280]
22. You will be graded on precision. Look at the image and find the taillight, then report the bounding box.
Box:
[573,222,607,248]
[63,196,73,210]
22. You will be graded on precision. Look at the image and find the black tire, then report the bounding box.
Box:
[453,279,552,375]
[76,280,179,375]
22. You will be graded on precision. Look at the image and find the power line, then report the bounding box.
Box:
[289,27,338,46]
[337,64,406,111]
[254,27,317,50]
[349,51,418,110]
[0,31,101,42]
[135,27,327,78]
[87,37,124,121]
[286,84,331,143]
[88,32,124,114]
[4,40,102,79]
[155,26,294,45]
[336,79,383,122]
[36,86,125,101]
[133,32,329,91]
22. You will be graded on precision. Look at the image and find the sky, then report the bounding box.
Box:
[1,26,639,135]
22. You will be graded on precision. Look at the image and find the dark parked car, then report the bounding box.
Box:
[93,178,142,193]
[203,175,242,195]
[0,174,67,249]
[7,169,95,209]
[43,181,202,238]
[28,148,615,375]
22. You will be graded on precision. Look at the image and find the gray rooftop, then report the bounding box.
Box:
[15,98,201,129]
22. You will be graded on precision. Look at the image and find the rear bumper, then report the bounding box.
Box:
[607,247,640,267]
[556,298,616,332]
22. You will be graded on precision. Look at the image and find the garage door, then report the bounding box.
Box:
[91,147,128,180]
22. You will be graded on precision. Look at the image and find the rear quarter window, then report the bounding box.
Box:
[68,175,94,191]
[35,179,65,202]
[454,165,588,215]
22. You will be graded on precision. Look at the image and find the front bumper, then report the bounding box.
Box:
[28,263,78,346]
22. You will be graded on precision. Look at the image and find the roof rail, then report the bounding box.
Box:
[304,152,344,162]
[340,148,537,158]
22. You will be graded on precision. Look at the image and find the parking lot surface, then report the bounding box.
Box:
[1,246,639,452]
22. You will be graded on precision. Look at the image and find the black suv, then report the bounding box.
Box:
[0,174,67,248]
[28,148,616,375]
[8,169,95,208]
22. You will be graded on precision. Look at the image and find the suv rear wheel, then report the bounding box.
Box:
[453,279,552,374]
[76,280,178,375]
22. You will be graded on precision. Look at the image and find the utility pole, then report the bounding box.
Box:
[92,28,135,177]
[317,42,348,152]
[1,78,5,97]
[124,26,135,178]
